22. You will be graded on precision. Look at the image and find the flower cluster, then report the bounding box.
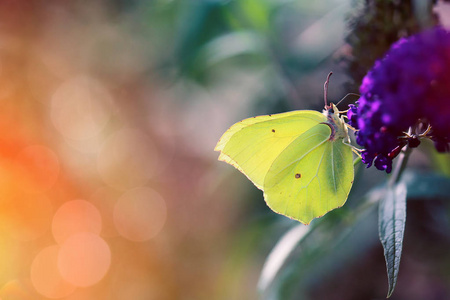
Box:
[348,27,450,173]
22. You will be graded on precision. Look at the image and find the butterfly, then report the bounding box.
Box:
[214,74,355,224]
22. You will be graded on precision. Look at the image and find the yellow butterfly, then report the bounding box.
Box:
[215,74,355,224]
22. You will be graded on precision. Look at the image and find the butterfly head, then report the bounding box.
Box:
[323,103,339,115]
[323,103,348,141]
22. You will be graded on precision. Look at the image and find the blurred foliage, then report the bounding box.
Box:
[169,0,354,112]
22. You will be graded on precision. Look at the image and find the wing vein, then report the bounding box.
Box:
[334,143,348,199]
[299,143,328,219]
[268,131,329,180]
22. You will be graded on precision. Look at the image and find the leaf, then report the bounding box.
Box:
[259,186,383,300]
[378,183,407,298]
[258,224,309,295]
[353,156,361,167]
[430,151,450,177]
[173,1,230,81]
[201,31,266,67]
[233,0,272,32]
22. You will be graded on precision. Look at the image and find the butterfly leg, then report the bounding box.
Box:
[342,139,363,158]
[344,122,359,132]
[351,148,363,158]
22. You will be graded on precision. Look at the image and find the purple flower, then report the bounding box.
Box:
[347,103,359,129]
[374,154,392,173]
[348,27,450,173]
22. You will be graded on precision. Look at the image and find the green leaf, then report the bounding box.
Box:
[353,156,361,167]
[201,31,267,67]
[234,0,272,32]
[258,186,382,299]
[431,151,450,177]
[378,183,407,298]
[173,0,231,81]
[258,224,310,295]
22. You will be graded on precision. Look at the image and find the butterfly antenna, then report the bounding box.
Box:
[324,72,332,109]
[336,93,360,107]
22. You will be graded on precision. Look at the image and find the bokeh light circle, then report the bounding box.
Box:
[113,187,167,242]
[97,128,158,190]
[15,145,60,193]
[51,76,112,140]
[30,245,76,299]
[57,233,111,287]
[52,200,102,244]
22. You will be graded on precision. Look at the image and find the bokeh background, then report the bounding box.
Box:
[1,0,450,299]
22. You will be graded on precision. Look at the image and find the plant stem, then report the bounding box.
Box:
[388,145,412,188]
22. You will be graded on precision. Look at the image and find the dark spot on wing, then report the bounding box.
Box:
[295,173,301,179]
[272,129,275,133]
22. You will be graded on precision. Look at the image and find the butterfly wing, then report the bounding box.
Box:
[264,123,354,224]
[215,110,326,189]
